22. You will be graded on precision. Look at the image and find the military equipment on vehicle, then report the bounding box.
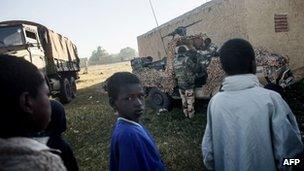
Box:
[0,20,80,103]
[131,56,167,71]
[132,33,294,111]
[161,20,202,39]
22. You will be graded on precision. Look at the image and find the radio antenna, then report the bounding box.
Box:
[148,0,167,58]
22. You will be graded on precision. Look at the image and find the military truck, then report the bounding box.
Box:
[132,33,294,111]
[0,20,80,103]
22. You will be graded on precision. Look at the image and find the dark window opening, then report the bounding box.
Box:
[25,31,37,40]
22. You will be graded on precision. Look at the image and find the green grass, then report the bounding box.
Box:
[64,80,304,171]
[64,83,207,170]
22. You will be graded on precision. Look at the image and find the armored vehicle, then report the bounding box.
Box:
[132,33,294,111]
[0,20,80,103]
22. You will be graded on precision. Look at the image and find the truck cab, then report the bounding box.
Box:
[0,24,45,70]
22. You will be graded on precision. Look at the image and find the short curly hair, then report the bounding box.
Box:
[219,38,255,76]
[106,72,141,101]
[0,54,45,137]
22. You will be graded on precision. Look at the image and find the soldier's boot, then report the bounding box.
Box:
[179,89,188,117]
[157,108,168,115]
[188,108,195,118]
[185,89,195,118]
[183,107,188,117]
[182,103,188,117]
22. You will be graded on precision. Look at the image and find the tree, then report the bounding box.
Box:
[89,46,137,65]
[118,47,136,61]
[103,54,120,64]
[89,46,109,65]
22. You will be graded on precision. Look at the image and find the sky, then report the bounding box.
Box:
[0,0,210,58]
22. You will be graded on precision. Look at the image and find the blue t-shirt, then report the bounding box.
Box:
[110,117,166,171]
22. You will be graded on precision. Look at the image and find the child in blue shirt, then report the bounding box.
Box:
[107,72,166,171]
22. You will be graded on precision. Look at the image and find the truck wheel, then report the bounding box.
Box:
[70,77,77,98]
[59,78,72,104]
[147,87,171,111]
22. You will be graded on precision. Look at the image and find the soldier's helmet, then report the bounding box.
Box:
[204,38,211,46]
[175,45,189,55]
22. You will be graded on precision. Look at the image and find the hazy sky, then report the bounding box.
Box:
[0,0,210,58]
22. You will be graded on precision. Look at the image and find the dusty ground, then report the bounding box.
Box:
[64,61,304,171]
[76,61,131,90]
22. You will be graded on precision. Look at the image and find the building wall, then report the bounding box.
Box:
[137,0,304,71]
[137,0,248,60]
[245,0,304,70]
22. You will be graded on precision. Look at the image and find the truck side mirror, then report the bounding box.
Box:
[26,42,35,47]
[26,42,41,49]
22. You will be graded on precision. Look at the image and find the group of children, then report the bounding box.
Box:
[0,38,303,171]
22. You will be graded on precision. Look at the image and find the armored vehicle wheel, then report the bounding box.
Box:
[59,78,72,104]
[147,87,171,111]
[70,77,77,98]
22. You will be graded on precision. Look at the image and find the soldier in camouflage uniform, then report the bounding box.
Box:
[194,38,219,84]
[200,38,218,56]
[173,45,196,118]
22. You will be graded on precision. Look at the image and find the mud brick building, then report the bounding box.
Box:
[137,0,304,76]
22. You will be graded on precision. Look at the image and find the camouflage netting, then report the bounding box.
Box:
[133,39,177,94]
[199,47,291,95]
[133,34,291,97]
[133,34,210,94]
[255,47,290,84]
[133,68,176,93]
[201,58,225,96]
[255,47,288,67]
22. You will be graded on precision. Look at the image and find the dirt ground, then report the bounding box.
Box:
[76,61,132,90]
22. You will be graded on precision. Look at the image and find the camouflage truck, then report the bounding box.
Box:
[132,34,294,111]
[0,20,80,103]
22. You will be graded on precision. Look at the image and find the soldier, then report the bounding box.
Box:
[201,38,218,56]
[173,45,196,118]
[194,38,219,86]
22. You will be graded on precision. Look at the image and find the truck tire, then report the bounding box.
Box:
[59,78,72,104]
[147,87,171,111]
[70,77,77,98]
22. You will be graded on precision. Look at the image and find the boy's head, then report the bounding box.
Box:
[219,38,256,76]
[107,72,145,122]
[0,54,51,138]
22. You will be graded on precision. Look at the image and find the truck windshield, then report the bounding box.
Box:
[0,26,24,47]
